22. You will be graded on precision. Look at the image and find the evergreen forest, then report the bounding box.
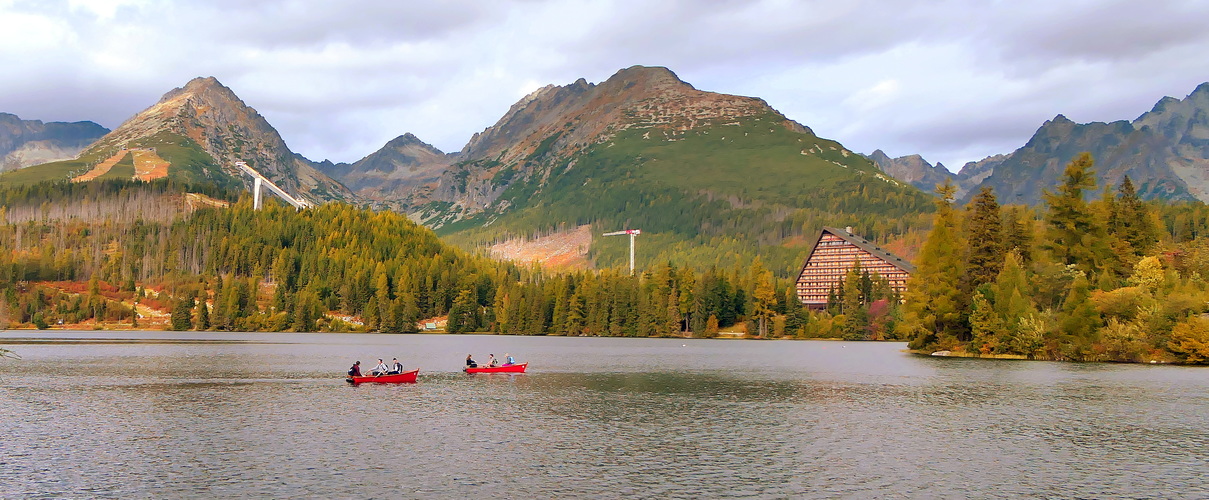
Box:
[5,158,1209,365]
[902,153,1209,364]
[0,180,833,339]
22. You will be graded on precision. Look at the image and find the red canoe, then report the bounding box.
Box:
[464,363,527,374]
[347,369,419,384]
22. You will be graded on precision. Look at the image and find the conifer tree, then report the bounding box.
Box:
[195,299,210,331]
[565,291,586,335]
[1002,206,1033,263]
[447,289,476,333]
[170,296,194,331]
[964,186,1004,289]
[903,181,968,349]
[1113,176,1159,255]
[292,288,320,333]
[704,314,720,338]
[751,262,776,338]
[968,290,1004,353]
[400,292,420,333]
[990,251,1033,346]
[1043,153,1113,278]
[1057,274,1100,360]
[841,262,867,340]
[678,267,696,335]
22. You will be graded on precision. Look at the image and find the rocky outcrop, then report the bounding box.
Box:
[0,113,108,171]
[867,149,955,194]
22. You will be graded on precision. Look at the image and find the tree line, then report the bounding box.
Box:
[0,183,853,338]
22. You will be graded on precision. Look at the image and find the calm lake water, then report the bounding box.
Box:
[1,331,1207,499]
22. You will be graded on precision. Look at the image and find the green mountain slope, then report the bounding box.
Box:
[437,106,933,274]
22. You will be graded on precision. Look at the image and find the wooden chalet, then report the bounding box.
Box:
[795,227,914,309]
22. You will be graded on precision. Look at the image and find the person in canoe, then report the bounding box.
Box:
[465,354,478,369]
[348,360,361,377]
[487,354,499,367]
[503,353,515,366]
[370,359,389,376]
[388,358,403,375]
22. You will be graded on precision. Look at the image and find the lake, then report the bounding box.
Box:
[1,331,1207,498]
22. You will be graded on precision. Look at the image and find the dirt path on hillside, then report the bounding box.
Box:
[73,150,129,182]
[131,149,170,180]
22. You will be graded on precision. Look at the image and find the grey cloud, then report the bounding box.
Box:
[3,0,1209,169]
[987,1,1209,66]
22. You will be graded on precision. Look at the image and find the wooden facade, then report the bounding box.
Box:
[795,227,914,309]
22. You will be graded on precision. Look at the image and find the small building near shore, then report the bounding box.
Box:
[794,227,914,309]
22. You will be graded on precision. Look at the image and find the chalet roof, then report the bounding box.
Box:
[797,227,916,276]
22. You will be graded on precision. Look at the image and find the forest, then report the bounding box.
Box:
[0,179,827,338]
[5,162,1209,366]
[902,153,1209,364]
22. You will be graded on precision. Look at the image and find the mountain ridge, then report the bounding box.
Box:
[366,65,934,272]
[879,82,1209,204]
[0,113,109,171]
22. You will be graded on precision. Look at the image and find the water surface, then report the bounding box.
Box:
[1,331,1206,498]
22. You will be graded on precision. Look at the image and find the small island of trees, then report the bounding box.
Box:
[901,153,1209,364]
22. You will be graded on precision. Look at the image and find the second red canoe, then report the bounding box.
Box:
[464,363,527,374]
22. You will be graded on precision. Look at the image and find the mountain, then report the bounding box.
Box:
[347,65,933,272]
[1,77,350,201]
[867,149,955,194]
[926,82,1209,205]
[316,132,453,203]
[0,113,108,171]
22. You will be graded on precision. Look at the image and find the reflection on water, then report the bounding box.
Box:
[1,331,1207,498]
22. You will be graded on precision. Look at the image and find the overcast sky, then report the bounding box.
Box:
[2,0,1208,171]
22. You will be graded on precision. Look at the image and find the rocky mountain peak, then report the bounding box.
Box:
[866,149,954,192]
[59,76,349,200]
[601,65,695,92]
[1047,114,1074,125]
[385,133,442,153]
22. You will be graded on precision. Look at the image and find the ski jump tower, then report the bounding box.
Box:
[603,229,641,275]
[235,161,313,210]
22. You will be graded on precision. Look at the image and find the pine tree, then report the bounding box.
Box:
[968,290,1005,353]
[446,289,476,334]
[195,299,211,330]
[1057,274,1100,360]
[964,186,1004,289]
[751,262,776,338]
[704,314,720,338]
[1113,176,1159,255]
[292,288,320,332]
[903,181,969,349]
[666,286,682,336]
[678,267,696,335]
[1043,153,1113,278]
[400,291,420,333]
[1002,206,1033,263]
[840,262,868,340]
[212,274,226,329]
[170,296,194,331]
